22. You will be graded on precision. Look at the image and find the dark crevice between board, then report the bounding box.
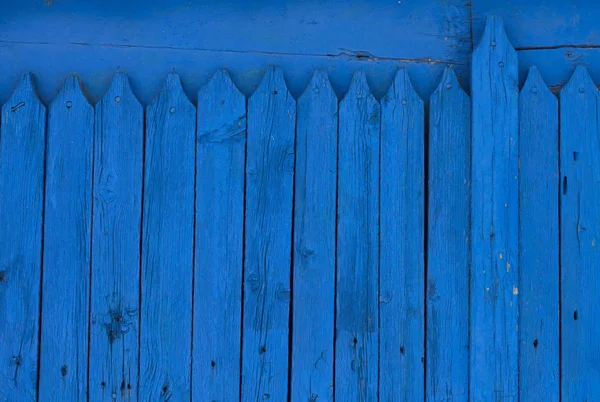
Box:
[189,110,199,402]
[557,95,562,401]
[0,39,465,66]
[286,104,298,402]
[376,101,382,401]
[136,108,147,398]
[35,100,49,399]
[238,97,249,402]
[423,102,430,401]
[516,44,600,51]
[467,93,473,402]
[87,107,97,400]
[332,99,341,402]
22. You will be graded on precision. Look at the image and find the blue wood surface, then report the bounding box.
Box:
[427,67,470,402]
[0,0,472,104]
[194,69,246,401]
[242,67,295,401]
[90,73,143,402]
[139,73,194,401]
[291,69,337,402]
[560,66,600,400]
[470,16,519,401]
[336,71,380,402]
[379,69,424,402]
[39,76,93,402]
[0,73,46,401]
[518,66,559,402]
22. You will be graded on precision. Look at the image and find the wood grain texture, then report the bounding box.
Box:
[291,69,337,402]
[470,16,519,401]
[379,69,424,402]
[39,76,93,402]
[560,66,600,400]
[139,73,195,401]
[518,66,559,402]
[336,71,380,402]
[89,73,143,402]
[241,67,295,401]
[426,67,470,402]
[194,69,246,401]
[0,73,46,402]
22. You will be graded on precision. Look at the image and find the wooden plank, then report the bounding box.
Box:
[89,73,143,402]
[336,71,380,402]
[0,73,46,401]
[379,69,424,402]
[291,69,337,402]
[518,66,559,402]
[193,69,246,401]
[241,66,295,401]
[139,73,195,401]
[38,76,93,401]
[560,66,600,400]
[426,67,470,402]
[470,16,519,401]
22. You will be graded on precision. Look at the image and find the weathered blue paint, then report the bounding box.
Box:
[0,73,46,401]
[379,69,424,402]
[470,16,519,401]
[193,69,246,401]
[241,67,295,401]
[336,71,380,402]
[518,66,559,402]
[140,73,195,401]
[39,76,93,402]
[90,73,143,402]
[560,66,600,400]
[291,69,337,402]
[427,67,470,402]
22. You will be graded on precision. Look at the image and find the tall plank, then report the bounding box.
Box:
[241,67,295,401]
[518,67,559,402]
[291,70,337,402]
[426,67,470,401]
[336,71,380,402]
[380,69,424,402]
[90,73,143,402]
[39,76,93,401]
[0,74,46,401]
[470,16,519,401]
[139,74,195,401]
[194,70,246,400]
[560,66,600,400]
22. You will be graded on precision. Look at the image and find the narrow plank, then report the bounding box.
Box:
[89,73,143,402]
[291,70,337,402]
[336,71,380,402]
[380,69,424,402]
[139,73,195,401]
[39,76,93,401]
[518,66,559,402]
[241,67,295,401]
[194,69,246,400]
[470,16,519,401]
[0,73,46,401]
[426,67,470,402]
[560,66,600,400]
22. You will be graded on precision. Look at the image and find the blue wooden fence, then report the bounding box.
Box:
[0,15,595,401]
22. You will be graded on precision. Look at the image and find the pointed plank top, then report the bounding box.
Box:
[298,69,337,103]
[431,67,468,100]
[383,69,422,106]
[561,65,597,97]
[50,75,91,108]
[98,72,141,108]
[520,67,555,101]
[3,73,44,111]
[341,71,376,104]
[148,73,193,110]
[251,66,292,100]
[200,69,244,101]
[474,15,515,56]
